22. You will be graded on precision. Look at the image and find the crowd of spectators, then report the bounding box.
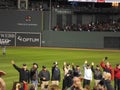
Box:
[52,20,120,32]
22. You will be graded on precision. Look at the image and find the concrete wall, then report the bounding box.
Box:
[42,31,120,49]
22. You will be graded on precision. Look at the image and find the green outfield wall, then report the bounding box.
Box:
[42,31,120,49]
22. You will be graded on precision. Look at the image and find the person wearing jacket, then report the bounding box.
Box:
[114,64,120,90]
[39,66,50,90]
[83,60,92,88]
[91,62,102,87]
[51,62,61,85]
[30,63,39,90]
[100,57,114,80]
[62,62,72,90]
[11,60,30,90]
[72,65,82,77]
[62,70,74,90]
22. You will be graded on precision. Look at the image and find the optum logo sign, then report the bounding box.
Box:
[17,36,39,42]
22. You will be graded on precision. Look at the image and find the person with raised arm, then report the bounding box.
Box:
[11,60,30,90]
[91,62,102,88]
[100,57,114,80]
[83,60,92,88]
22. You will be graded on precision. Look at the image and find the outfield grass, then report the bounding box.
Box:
[0,47,120,90]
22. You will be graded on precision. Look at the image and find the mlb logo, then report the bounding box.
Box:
[97,0,105,2]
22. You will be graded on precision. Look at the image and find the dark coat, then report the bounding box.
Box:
[30,68,38,81]
[91,66,102,80]
[13,64,30,83]
[62,70,73,90]
[51,66,61,81]
[39,70,50,81]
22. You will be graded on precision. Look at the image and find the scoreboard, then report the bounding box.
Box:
[68,0,120,3]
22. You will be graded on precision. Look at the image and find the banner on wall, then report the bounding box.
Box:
[16,33,41,46]
[0,33,15,46]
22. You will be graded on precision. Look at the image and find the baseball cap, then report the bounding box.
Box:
[23,64,27,66]
[87,64,90,66]
[66,63,70,66]
[96,65,100,67]
[53,61,58,65]
[42,66,46,68]
[76,65,80,67]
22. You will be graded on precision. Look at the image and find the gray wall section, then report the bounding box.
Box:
[43,11,49,31]
[42,31,120,49]
[0,10,42,32]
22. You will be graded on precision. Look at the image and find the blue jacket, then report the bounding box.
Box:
[51,66,61,81]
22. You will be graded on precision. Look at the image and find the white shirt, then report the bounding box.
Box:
[84,66,92,80]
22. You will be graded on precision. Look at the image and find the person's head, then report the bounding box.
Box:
[16,83,21,90]
[96,65,100,70]
[42,66,47,71]
[86,64,90,69]
[76,65,80,70]
[48,84,61,90]
[53,62,58,67]
[106,62,110,68]
[22,64,27,70]
[117,64,120,69]
[33,63,38,69]
[72,77,82,87]
[29,84,35,90]
[66,63,70,69]
[84,85,91,90]
[103,72,111,80]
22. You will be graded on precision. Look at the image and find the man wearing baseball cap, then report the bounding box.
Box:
[51,62,61,85]
[91,62,102,88]
[30,63,39,90]
[11,60,30,90]
[39,66,50,90]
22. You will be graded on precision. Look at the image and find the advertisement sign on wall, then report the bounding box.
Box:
[0,33,15,46]
[16,33,41,46]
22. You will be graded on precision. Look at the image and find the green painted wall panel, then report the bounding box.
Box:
[42,31,120,49]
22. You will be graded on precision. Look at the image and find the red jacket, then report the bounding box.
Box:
[23,83,28,90]
[114,67,120,79]
[100,61,114,80]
